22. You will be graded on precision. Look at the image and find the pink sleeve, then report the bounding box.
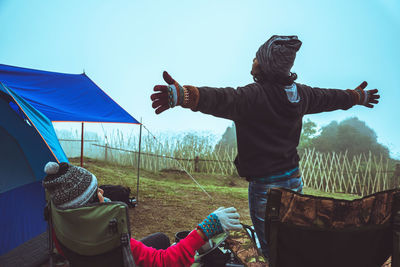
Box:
[52,228,65,258]
[130,230,206,267]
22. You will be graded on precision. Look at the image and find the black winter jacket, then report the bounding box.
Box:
[193,82,355,178]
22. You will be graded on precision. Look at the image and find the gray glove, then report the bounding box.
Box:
[213,207,242,231]
[198,207,242,239]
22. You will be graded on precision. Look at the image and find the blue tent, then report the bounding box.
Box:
[0,84,68,259]
[0,64,138,261]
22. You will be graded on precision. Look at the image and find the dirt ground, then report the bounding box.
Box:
[128,187,252,242]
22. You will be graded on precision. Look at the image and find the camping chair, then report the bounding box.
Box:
[44,201,136,267]
[265,188,400,267]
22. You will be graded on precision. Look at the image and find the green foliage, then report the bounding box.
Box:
[174,132,214,158]
[298,119,318,152]
[214,123,237,152]
[311,117,390,158]
[214,117,390,160]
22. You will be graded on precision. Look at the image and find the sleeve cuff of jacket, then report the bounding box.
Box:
[185,229,207,250]
[346,89,360,106]
[190,86,205,112]
[181,85,200,110]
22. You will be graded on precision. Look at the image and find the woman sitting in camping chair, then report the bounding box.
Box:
[42,162,242,267]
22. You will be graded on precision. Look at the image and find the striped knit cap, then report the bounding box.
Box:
[256,35,302,78]
[42,162,98,209]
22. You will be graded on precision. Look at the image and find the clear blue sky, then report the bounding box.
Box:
[0,0,399,158]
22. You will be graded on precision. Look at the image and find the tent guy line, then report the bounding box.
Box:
[141,123,214,201]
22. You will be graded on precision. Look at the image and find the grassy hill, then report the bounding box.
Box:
[71,157,359,242]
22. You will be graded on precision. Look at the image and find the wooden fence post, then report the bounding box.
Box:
[394,164,400,188]
[105,144,108,161]
[194,156,200,172]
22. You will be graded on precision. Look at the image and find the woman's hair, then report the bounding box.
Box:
[253,71,298,86]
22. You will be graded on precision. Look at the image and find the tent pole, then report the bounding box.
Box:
[136,118,142,204]
[81,122,84,167]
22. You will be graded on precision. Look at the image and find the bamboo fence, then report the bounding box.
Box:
[59,138,398,196]
[300,148,395,196]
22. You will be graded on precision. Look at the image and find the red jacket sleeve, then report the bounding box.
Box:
[130,230,206,267]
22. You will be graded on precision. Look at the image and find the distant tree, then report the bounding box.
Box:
[214,117,390,160]
[312,117,390,158]
[341,117,378,140]
[214,123,237,153]
[298,119,318,152]
[175,132,214,158]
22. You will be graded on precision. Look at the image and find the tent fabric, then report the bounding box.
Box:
[0,84,68,194]
[0,64,139,123]
[0,181,47,256]
[0,84,68,255]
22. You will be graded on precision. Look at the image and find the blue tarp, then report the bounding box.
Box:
[0,64,139,123]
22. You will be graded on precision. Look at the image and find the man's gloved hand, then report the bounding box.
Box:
[197,207,242,240]
[348,81,380,108]
[151,71,199,114]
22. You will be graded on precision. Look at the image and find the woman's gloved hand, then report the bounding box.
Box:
[348,81,380,108]
[197,207,242,240]
[151,71,199,114]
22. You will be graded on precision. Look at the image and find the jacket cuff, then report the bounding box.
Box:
[346,89,360,105]
[181,85,200,110]
[185,229,207,250]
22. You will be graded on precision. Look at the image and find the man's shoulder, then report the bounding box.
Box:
[294,82,310,90]
[238,82,275,95]
[294,82,314,97]
[229,83,264,99]
[239,82,264,90]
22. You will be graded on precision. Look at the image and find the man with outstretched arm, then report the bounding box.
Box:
[151,35,380,258]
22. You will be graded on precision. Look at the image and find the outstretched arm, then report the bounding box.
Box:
[151,71,262,120]
[130,230,204,267]
[130,207,242,267]
[303,81,380,114]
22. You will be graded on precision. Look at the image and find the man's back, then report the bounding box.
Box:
[194,81,354,177]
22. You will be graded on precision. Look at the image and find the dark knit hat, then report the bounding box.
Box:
[42,162,98,209]
[256,35,302,78]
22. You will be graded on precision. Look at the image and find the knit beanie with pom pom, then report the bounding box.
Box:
[42,162,98,209]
